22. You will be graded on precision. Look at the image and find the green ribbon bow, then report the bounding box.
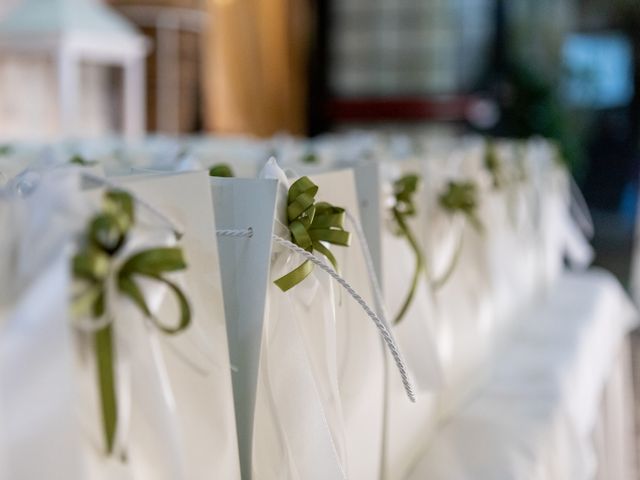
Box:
[209,163,234,177]
[514,140,530,182]
[72,190,191,457]
[390,174,426,325]
[438,180,483,233]
[428,181,483,290]
[274,176,351,292]
[69,154,97,166]
[302,152,318,164]
[484,140,505,190]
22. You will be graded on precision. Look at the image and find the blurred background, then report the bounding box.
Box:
[0,0,639,283]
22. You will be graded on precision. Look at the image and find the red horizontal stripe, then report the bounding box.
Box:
[329,95,474,122]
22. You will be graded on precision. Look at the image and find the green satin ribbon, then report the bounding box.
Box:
[429,233,463,291]
[274,176,351,291]
[438,180,483,233]
[390,174,426,325]
[484,140,505,190]
[428,181,483,290]
[69,155,97,166]
[209,163,234,177]
[72,190,190,457]
[515,141,529,183]
[302,152,318,164]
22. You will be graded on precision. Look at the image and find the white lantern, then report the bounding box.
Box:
[0,0,149,141]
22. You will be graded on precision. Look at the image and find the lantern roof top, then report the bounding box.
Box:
[0,0,139,37]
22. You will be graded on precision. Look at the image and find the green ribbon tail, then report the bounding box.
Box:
[274,259,314,292]
[392,208,426,325]
[209,163,234,177]
[466,211,484,234]
[313,241,338,271]
[147,276,192,334]
[430,234,463,291]
[94,323,117,456]
[74,189,192,460]
[117,247,192,333]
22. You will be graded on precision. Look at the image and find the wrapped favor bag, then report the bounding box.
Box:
[26,170,241,480]
[0,254,82,480]
[477,140,539,326]
[376,161,443,479]
[74,213,188,480]
[119,171,241,480]
[527,140,593,292]
[252,160,349,479]
[272,154,431,478]
[310,168,392,480]
[421,150,495,420]
[253,160,410,479]
[0,170,90,480]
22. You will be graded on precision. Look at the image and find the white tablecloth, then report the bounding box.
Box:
[408,269,638,480]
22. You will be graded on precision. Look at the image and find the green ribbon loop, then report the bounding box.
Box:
[94,324,117,458]
[515,141,529,183]
[438,180,483,233]
[118,247,191,334]
[209,163,234,177]
[302,152,318,164]
[274,176,351,292]
[69,154,97,166]
[484,140,505,190]
[72,189,191,457]
[390,174,426,325]
[429,233,464,292]
[429,181,484,290]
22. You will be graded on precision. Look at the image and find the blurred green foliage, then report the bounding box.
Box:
[493,61,586,174]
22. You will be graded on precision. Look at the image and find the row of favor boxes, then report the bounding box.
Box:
[0,134,592,479]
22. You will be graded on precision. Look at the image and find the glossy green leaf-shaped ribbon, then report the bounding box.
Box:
[0,144,13,156]
[72,190,190,457]
[209,163,234,177]
[429,181,483,291]
[274,176,351,291]
[484,140,505,190]
[438,180,483,233]
[69,154,98,166]
[390,174,426,325]
[302,152,318,164]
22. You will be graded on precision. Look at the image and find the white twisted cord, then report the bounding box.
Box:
[216,228,253,238]
[345,213,425,399]
[81,172,185,239]
[344,212,390,330]
[212,225,416,400]
[272,234,416,402]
